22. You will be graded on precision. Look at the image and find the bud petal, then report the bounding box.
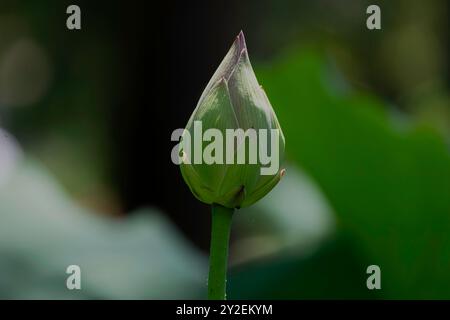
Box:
[179,32,285,209]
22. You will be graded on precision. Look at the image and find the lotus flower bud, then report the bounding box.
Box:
[178,31,285,209]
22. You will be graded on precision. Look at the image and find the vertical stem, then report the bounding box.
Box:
[208,204,234,300]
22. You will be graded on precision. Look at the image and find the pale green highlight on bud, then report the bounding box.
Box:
[180,31,285,209]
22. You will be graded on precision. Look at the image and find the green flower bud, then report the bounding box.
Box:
[179,31,285,209]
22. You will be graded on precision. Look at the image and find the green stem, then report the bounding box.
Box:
[208,204,234,300]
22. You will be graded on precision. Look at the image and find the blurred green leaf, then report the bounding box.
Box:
[241,49,450,298]
[229,235,379,299]
[0,156,206,299]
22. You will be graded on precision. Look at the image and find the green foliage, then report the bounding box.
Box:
[0,159,207,299]
[229,235,379,299]
[230,49,450,299]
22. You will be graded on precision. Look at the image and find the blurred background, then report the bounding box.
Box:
[0,0,449,299]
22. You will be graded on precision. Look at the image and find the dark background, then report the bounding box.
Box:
[0,0,449,299]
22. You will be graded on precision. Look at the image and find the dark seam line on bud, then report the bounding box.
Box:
[234,185,246,209]
[225,48,247,84]
[222,80,240,128]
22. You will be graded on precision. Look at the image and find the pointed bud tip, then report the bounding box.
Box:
[235,30,247,51]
